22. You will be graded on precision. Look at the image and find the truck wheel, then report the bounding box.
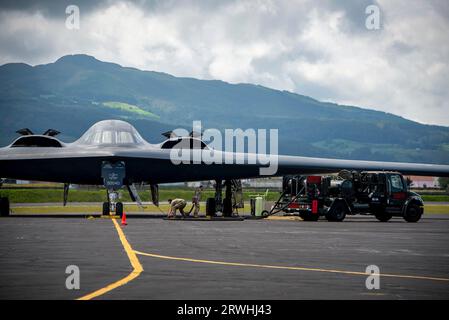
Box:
[102,202,110,216]
[0,197,10,217]
[374,210,392,222]
[325,201,347,222]
[375,213,393,222]
[404,203,422,223]
[116,202,123,218]
[300,212,319,221]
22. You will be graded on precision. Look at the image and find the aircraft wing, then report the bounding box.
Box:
[109,149,449,184]
[2,146,449,185]
[275,155,449,177]
[1,119,448,185]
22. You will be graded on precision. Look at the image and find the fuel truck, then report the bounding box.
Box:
[274,171,424,222]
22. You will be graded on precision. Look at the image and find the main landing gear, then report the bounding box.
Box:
[0,179,9,217]
[205,179,243,217]
[0,197,9,217]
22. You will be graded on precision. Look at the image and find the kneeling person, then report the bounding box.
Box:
[168,198,187,218]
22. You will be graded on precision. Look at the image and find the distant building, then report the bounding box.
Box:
[406,176,439,188]
[242,177,282,189]
[16,180,30,184]
[186,178,282,189]
[186,181,213,188]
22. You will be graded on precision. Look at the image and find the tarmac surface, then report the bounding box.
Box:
[1,214,449,299]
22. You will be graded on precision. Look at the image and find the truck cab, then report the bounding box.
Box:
[367,172,424,222]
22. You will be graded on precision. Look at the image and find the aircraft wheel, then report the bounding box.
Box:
[404,203,422,223]
[223,198,232,217]
[325,201,347,222]
[116,202,123,218]
[102,202,110,216]
[0,197,10,217]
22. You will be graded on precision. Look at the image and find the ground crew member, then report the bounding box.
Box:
[167,198,187,218]
[192,185,203,218]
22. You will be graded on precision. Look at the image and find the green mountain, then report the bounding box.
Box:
[1,54,448,164]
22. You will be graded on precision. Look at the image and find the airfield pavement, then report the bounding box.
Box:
[1,213,449,300]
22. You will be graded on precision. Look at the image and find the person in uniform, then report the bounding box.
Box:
[167,198,187,218]
[192,185,203,218]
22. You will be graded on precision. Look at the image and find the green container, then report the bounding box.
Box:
[255,196,263,216]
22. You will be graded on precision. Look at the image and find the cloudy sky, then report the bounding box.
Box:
[0,0,448,125]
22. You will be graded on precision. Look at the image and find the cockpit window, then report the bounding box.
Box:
[75,120,146,146]
[92,132,102,144]
[117,131,134,144]
[102,131,113,144]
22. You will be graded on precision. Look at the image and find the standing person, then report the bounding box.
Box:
[192,185,203,218]
[167,198,187,218]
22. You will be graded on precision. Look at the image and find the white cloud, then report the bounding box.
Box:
[0,0,448,125]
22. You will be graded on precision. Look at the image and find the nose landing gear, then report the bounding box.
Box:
[102,190,124,217]
[101,161,125,217]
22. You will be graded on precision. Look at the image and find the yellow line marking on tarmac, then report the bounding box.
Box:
[77,219,143,300]
[134,250,449,282]
[265,216,303,221]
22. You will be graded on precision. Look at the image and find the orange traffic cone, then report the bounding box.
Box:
[121,212,127,226]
